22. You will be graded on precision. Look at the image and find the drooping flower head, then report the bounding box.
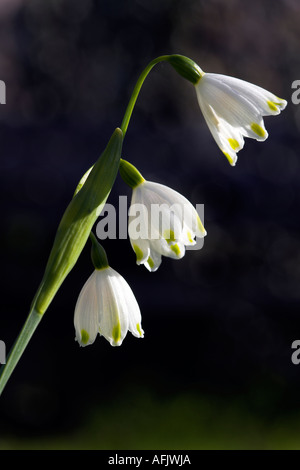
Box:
[74,233,143,347]
[195,72,287,166]
[166,55,287,166]
[119,159,206,272]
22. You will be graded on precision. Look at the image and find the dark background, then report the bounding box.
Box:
[0,0,300,449]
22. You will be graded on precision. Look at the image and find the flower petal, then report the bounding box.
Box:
[96,268,129,346]
[115,273,144,338]
[144,248,162,272]
[197,97,247,165]
[197,74,270,143]
[209,73,287,116]
[74,266,143,347]
[128,179,205,270]
[74,271,101,347]
[143,181,206,238]
[130,237,150,265]
[150,238,186,260]
[197,74,260,125]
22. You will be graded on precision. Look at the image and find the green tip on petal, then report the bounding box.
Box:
[228,138,240,150]
[267,100,278,112]
[136,323,143,337]
[133,244,144,262]
[197,215,206,235]
[112,320,121,344]
[163,229,176,244]
[187,231,194,243]
[147,256,155,269]
[222,151,236,166]
[170,244,181,256]
[251,122,266,138]
[81,329,90,345]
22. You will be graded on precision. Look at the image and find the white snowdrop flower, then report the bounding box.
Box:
[195,72,287,166]
[119,159,206,272]
[74,234,143,347]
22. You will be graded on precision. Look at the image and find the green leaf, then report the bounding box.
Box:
[33,127,123,315]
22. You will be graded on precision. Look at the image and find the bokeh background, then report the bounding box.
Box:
[0,0,300,450]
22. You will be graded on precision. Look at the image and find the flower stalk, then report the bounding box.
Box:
[120,54,202,137]
[120,55,170,137]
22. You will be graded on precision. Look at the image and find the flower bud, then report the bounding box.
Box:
[167,54,204,85]
[119,158,145,189]
[33,128,123,314]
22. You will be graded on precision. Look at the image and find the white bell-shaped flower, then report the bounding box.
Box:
[119,160,206,272]
[128,180,206,272]
[195,72,287,166]
[74,234,144,347]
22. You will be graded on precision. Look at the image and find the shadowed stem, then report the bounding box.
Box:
[120,55,170,137]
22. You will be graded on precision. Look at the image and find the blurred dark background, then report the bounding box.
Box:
[0,0,300,449]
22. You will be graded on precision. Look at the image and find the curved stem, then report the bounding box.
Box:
[120,55,170,137]
[0,307,42,395]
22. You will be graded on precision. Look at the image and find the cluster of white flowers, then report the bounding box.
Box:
[74,61,287,347]
[0,55,288,399]
[74,172,205,347]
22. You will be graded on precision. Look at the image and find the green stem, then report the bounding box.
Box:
[0,307,42,395]
[120,55,170,137]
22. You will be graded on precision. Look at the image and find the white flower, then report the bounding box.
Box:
[195,72,287,166]
[128,180,206,272]
[74,266,144,347]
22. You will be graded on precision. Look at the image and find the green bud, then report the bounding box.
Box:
[167,54,204,85]
[119,158,145,189]
[90,232,109,270]
[33,128,123,314]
